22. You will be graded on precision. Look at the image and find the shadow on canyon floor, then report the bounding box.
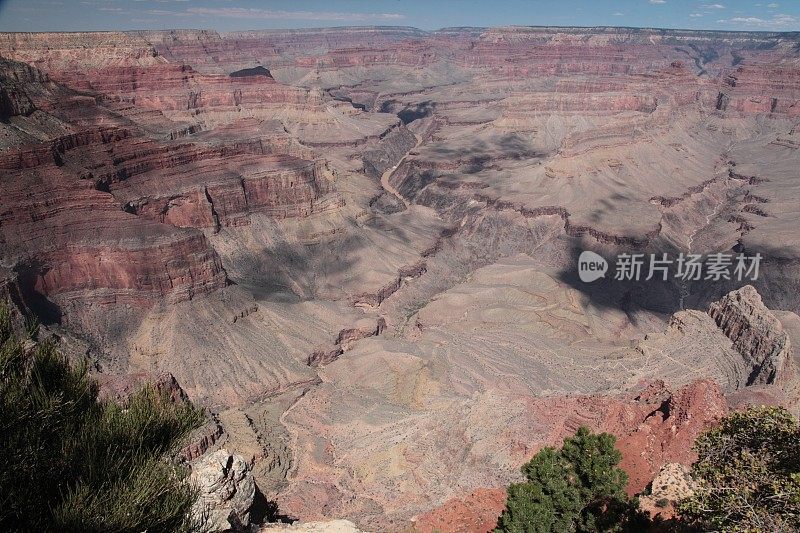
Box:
[555,240,798,320]
[396,100,435,124]
[231,233,369,303]
[249,487,295,527]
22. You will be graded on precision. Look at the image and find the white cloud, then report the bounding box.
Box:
[768,2,780,7]
[649,0,666,4]
[184,7,406,22]
[690,13,703,17]
[613,11,625,16]
[718,13,798,28]
[702,3,726,8]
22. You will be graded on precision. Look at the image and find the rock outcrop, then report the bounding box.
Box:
[191,449,257,532]
[181,416,226,462]
[638,463,697,521]
[361,125,417,178]
[709,285,794,386]
[616,379,728,494]
[95,371,189,403]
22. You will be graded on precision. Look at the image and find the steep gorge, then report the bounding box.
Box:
[1,26,800,530]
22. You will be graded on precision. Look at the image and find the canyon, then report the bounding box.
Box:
[1,25,800,531]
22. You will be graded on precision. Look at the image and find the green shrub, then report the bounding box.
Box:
[0,302,204,532]
[23,314,39,340]
[496,426,647,532]
[678,406,800,533]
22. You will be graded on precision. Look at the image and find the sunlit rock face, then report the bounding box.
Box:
[1,26,800,530]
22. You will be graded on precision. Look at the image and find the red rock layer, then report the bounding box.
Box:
[183,27,428,71]
[68,64,308,112]
[43,129,334,227]
[716,55,800,116]
[413,379,728,533]
[0,66,228,312]
[0,45,353,342]
[96,370,189,403]
[413,488,507,533]
[616,379,728,495]
[0,152,226,307]
[0,31,162,79]
[5,28,799,122]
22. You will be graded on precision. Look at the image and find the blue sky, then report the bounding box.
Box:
[1,0,799,33]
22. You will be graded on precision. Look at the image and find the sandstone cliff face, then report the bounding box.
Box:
[709,285,794,386]
[68,63,308,113]
[111,151,332,227]
[0,152,227,313]
[717,61,800,116]
[0,51,349,343]
[0,31,163,74]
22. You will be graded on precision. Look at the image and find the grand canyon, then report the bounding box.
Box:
[1,21,800,531]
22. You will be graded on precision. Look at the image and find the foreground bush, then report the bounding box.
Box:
[496,427,646,532]
[678,406,800,533]
[0,303,204,532]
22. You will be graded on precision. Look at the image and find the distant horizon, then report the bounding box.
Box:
[2,0,799,34]
[1,23,799,36]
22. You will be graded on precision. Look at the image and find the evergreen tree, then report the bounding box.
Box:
[496,427,644,533]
